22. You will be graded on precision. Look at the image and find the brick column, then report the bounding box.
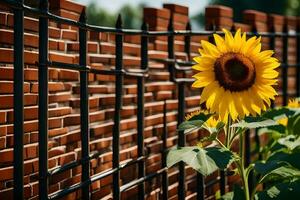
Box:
[243,10,268,49]
[205,5,233,30]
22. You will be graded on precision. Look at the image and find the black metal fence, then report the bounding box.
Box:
[2,0,298,199]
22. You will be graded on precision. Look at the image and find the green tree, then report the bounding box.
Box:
[286,0,300,15]
[86,1,116,27]
[208,0,288,22]
[86,1,143,29]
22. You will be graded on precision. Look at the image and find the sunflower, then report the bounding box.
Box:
[287,98,300,108]
[192,29,280,122]
[185,109,219,127]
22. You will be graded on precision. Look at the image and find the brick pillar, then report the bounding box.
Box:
[268,14,285,59]
[49,0,85,29]
[286,16,297,98]
[205,5,233,30]
[143,7,170,51]
[243,10,268,49]
[163,4,189,60]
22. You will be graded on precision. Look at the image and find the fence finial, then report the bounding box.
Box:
[186,21,191,31]
[141,20,148,31]
[79,8,87,23]
[168,15,174,31]
[116,14,122,28]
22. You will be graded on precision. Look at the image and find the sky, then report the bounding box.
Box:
[76,0,209,17]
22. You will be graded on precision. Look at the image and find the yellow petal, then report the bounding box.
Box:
[223,28,234,51]
[227,92,238,121]
[200,81,218,104]
[213,34,227,53]
[201,40,221,58]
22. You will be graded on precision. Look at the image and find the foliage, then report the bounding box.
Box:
[86,1,143,28]
[167,105,300,200]
[209,0,288,23]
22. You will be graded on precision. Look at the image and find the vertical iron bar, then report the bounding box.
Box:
[79,10,90,200]
[162,101,169,200]
[38,0,49,199]
[167,15,185,200]
[137,21,148,200]
[113,15,123,200]
[184,22,191,61]
[168,16,175,82]
[209,27,227,196]
[297,24,300,97]
[197,173,205,200]
[282,24,288,106]
[13,0,24,199]
[269,26,276,108]
[220,170,226,195]
[178,83,186,200]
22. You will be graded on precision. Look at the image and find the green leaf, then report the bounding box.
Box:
[268,152,300,170]
[167,146,234,176]
[231,116,277,129]
[261,166,300,183]
[255,180,300,200]
[286,113,300,135]
[187,112,213,121]
[201,122,225,143]
[262,107,297,119]
[254,160,288,176]
[278,135,300,150]
[206,147,235,169]
[177,112,213,132]
[177,120,206,131]
[220,185,245,200]
[265,125,286,134]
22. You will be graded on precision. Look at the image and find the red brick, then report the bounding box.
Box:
[0,126,7,137]
[62,29,78,41]
[205,5,233,18]
[163,4,189,15]
[49,27,61,39]
[58,69,79,81]
[7,106,38,122]
[49,146,66,158]
[49,127,69,137]
[0,137,5,149]
[243,10,268,23]
[0,166,12,181]
[25,143,38,159]
[49,0,85,14]
[0,148,13,163]
[173,13,189,24]
[50,52,74,64]
[53,9,81,21]
[0,12,7,25]
[144,8,171,20]
[0,94,37,109]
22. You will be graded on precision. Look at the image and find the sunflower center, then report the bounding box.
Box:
[214,53,256,91]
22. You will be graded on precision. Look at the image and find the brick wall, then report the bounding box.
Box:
[0,1,297,200]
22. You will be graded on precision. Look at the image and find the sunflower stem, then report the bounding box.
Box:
[225,117,232,148]
[238,132,250,200]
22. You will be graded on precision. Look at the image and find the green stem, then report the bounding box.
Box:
[238,132,250,200]
[225,117,232,148]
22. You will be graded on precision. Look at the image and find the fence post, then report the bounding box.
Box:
[79,9,90,200]
[113,14,123,200]
[297,19,300,97]
[167,15,185,200]
[38,0,49,199]
[137,21,148,200]
[282,23,288,106]
[13,0,24,199]
[162,101,169,200]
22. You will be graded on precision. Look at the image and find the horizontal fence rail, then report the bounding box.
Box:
[1,0,298,200]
